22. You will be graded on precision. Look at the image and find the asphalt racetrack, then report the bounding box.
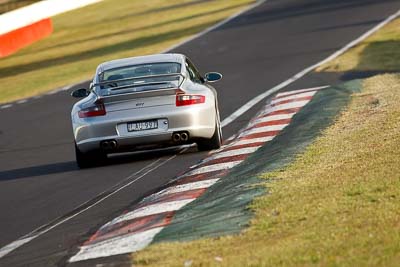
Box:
[1,0,400,266]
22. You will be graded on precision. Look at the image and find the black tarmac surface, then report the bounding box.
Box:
[1,0,400,266]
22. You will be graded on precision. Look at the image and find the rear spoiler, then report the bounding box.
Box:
[97,88,184,103]
[93,73,185,91]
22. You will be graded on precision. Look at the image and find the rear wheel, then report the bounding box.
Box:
[197,117,222,151]
[75,144,107,169]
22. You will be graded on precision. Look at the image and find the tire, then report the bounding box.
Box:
[197,116,222,151]
[75,144,107,169]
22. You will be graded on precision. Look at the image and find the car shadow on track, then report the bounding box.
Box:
[0,145,197,181]
[0,161,78,181]
[105,145,197,166]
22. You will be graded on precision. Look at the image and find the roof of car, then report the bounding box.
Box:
[97,53,185,73]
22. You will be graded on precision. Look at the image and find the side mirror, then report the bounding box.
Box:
[71,88,90,98]
[204,72,222,83]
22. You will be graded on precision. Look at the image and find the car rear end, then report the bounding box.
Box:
[72,62,216,154]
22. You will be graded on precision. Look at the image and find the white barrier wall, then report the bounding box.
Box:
[0,0,103,57]
[0,0,102,35]
[0,0,101,35]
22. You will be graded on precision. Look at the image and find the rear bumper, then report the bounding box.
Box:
[73,104,216,153]
[76,127,213,153]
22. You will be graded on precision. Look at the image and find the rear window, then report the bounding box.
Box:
[98,62,182,96]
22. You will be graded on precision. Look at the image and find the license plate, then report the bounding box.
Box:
[127,120,158,132]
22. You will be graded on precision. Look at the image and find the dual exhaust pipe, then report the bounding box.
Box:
[172,132,189,143]
[100,133,188,150]
[100,140,117,150]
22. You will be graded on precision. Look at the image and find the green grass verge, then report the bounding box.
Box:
[131,11,400,267]
[317,18,400,72]
[0,0,255,104]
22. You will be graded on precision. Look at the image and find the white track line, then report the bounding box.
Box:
[0,236,36,259]
[69,227,164,262]
[108,199,195,226]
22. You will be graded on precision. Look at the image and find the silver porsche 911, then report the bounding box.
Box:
[71,53,222,168]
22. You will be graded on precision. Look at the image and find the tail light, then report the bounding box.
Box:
[78,102,106,118]
[176,94,205,106]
